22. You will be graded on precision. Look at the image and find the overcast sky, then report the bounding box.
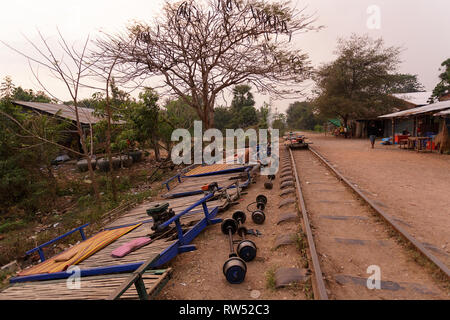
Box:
[1,0,449,113]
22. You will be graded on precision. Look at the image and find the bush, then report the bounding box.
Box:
[314,124,324,132]
[0,220,26,233]
[0,100,62,217]
[118,176,131,191]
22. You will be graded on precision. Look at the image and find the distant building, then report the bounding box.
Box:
[378,95,450,140]
[380,92,432,138]
[353,92,432,138]
[12,100,123,154]
[12,100,106,127]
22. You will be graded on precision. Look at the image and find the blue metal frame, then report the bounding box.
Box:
[161,164,198,191]
[25,224,89,262]
[162,163,252,192]
[103,205,214,230]
[183,165,251,178]
[161,173,182,191]
[164,167,252,198]
[10,195,221,284]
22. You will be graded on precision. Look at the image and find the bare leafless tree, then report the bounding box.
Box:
[1,30,102,203]
[95,0,319,129]
[86,54,121,202]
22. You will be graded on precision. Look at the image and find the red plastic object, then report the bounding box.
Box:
[395,134,409,144]
[426,141,436,150]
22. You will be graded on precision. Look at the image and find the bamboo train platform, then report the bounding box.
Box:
[0,163,254,300]
[161,163,252,198]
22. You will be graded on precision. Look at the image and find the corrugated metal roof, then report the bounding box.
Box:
[378,100,450,119]
[392,91,432,106]
[12,100,120,125]
[434,109,450,116]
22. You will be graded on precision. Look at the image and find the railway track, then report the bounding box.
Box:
[284,145,450,300]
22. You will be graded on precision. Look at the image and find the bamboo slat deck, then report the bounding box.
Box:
[184,163,242,176]
[18,224,141,276]
[0,269,171,300]
[106,193,230,228]
[163,171,246,198]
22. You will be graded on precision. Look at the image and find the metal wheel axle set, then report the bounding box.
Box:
[221,195,268,284]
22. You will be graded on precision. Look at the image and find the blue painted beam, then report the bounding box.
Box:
[26,223,90,260]
[183,166,251,178]
[161,173,182,191]
[157,193,215,230]
[178,245,196,253]
[10,261,146,283]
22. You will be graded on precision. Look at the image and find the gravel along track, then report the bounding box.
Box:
[290,148,450,300]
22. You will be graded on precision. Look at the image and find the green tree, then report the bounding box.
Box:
[213,106,234,132]
[0,76,15,100]
[0,96,68,216]
[1,76,52,103]
[229,85,258,128]
[430,58,450,102]
[239,106,258,128]
[159,97,200,153]
[231,85,256,111]
[163,97,199,132]
[272,112,287,136]
[286,101,320,130]
[387,73,425,94]
[125,88,161,160]
[313,34,405,127]
[257,103,270,129]
[12,87,52,103]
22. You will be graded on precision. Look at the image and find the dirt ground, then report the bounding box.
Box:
[158,150,311,300]
[305,133,450,266]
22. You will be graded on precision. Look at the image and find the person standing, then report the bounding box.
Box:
[368,122,378,149]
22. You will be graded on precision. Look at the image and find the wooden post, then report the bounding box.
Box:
[392,118,395,144]
[134,275,149,300]
[414,116,417,137]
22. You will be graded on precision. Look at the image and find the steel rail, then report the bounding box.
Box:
[288,148,329,300]
[308,146,450,279]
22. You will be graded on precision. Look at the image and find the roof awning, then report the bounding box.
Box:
[391,92,432,106]
[378,100,450,119]
[328,119,341,127]
[434,109,450,116]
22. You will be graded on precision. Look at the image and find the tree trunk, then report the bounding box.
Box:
[78,123,101,205]
[342,116,349,139]
[105,99,117,202]
[85,154,100,203]
[203,106,214,130]
[152,136,161,161]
